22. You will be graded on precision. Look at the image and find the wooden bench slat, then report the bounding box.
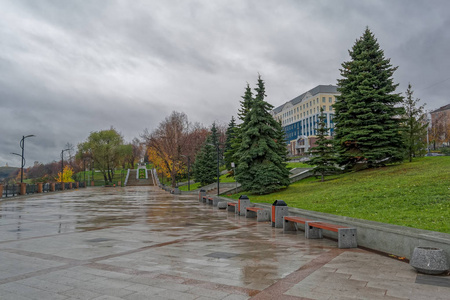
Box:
[246,207,263,212]
[308,221,348,232]
[284,216,312,224]
[227,202,236,206]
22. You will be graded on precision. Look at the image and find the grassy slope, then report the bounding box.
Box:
[226,157,450,233]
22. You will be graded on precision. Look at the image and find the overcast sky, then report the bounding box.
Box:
[1,0,449,167]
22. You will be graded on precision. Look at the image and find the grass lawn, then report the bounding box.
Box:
[75,170,127,185]
[178,173,236,191]
[226,157,450,233]
[178,182,202,191]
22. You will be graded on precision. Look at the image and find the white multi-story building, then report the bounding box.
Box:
[271,85,340,155]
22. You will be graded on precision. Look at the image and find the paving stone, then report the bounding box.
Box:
[0,282,68,300]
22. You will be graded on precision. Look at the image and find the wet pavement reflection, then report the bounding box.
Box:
[0,187,448,299]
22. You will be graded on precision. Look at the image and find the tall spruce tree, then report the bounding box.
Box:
[402,83,428,162]
[238,83,253,121]
[193,135,216,186]
[224,116,237,171]
[235,75,290,194]
[334,27,405,169]
[307,107,340,181]
[230,84,253,170]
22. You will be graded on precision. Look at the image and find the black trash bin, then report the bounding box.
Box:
[271,200,288,228]
[238,195,250,216]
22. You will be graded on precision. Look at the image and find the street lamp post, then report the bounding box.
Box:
[231,162,237,193]
[426,111,431,155]
[11,135,35,183]
[216,146,219,196]
[83,158,86,187]
[181,155,191,191]
[61,148,70,185]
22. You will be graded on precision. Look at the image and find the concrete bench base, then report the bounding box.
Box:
[256,209,270,222]
[246,207,270,222]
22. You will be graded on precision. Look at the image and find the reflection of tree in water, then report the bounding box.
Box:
[73,191,148,231]
[145,196,210,232]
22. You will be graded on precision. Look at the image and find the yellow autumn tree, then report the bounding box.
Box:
[147,147,184,182]
[55,165,75,182]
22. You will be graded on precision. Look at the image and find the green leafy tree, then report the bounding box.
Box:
[402,83,428,161]
[77,128,128,183]
[193,135,217,186]
[307,107,340,181]
[224,116,237,171]
[334,27,405,170]
[235,75,290,194]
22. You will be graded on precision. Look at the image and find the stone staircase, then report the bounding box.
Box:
[126,169,154,186]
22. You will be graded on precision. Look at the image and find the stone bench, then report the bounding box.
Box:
[306,221,357,249]
[283,216,314,231]
[283,216,357,249]
[227,202,236,212]
[245,207,270,222]
[207,196,220,207]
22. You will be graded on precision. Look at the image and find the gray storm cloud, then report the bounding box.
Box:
[1,0,449,166]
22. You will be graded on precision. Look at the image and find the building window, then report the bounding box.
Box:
[322,97,325,103]
[329,97,332,103]
[323,105,326,110]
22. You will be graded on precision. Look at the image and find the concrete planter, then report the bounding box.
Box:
[410,247,449,275]
[217,201,227,209]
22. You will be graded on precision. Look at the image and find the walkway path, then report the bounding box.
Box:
[0,187,448,299]
[126,169,154,186]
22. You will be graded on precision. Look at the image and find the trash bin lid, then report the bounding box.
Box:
[200,189,206,192]
[272,199,287,206]
[239,195,249,200]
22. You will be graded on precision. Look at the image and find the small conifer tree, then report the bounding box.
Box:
[402,83,428,161]
[235,75,290,194]
[307,107,340,181]
[193,135,216,186]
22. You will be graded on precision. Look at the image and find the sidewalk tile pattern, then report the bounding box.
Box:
[0,187,448,299]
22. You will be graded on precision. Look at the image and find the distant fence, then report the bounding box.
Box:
[1,181,86,199]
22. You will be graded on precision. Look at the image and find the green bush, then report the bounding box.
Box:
[440,147,450,155]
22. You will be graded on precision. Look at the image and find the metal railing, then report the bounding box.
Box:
[2,184,18,197]
[1,181,86,199]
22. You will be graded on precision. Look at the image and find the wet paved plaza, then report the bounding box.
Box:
[0,187,449,299]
